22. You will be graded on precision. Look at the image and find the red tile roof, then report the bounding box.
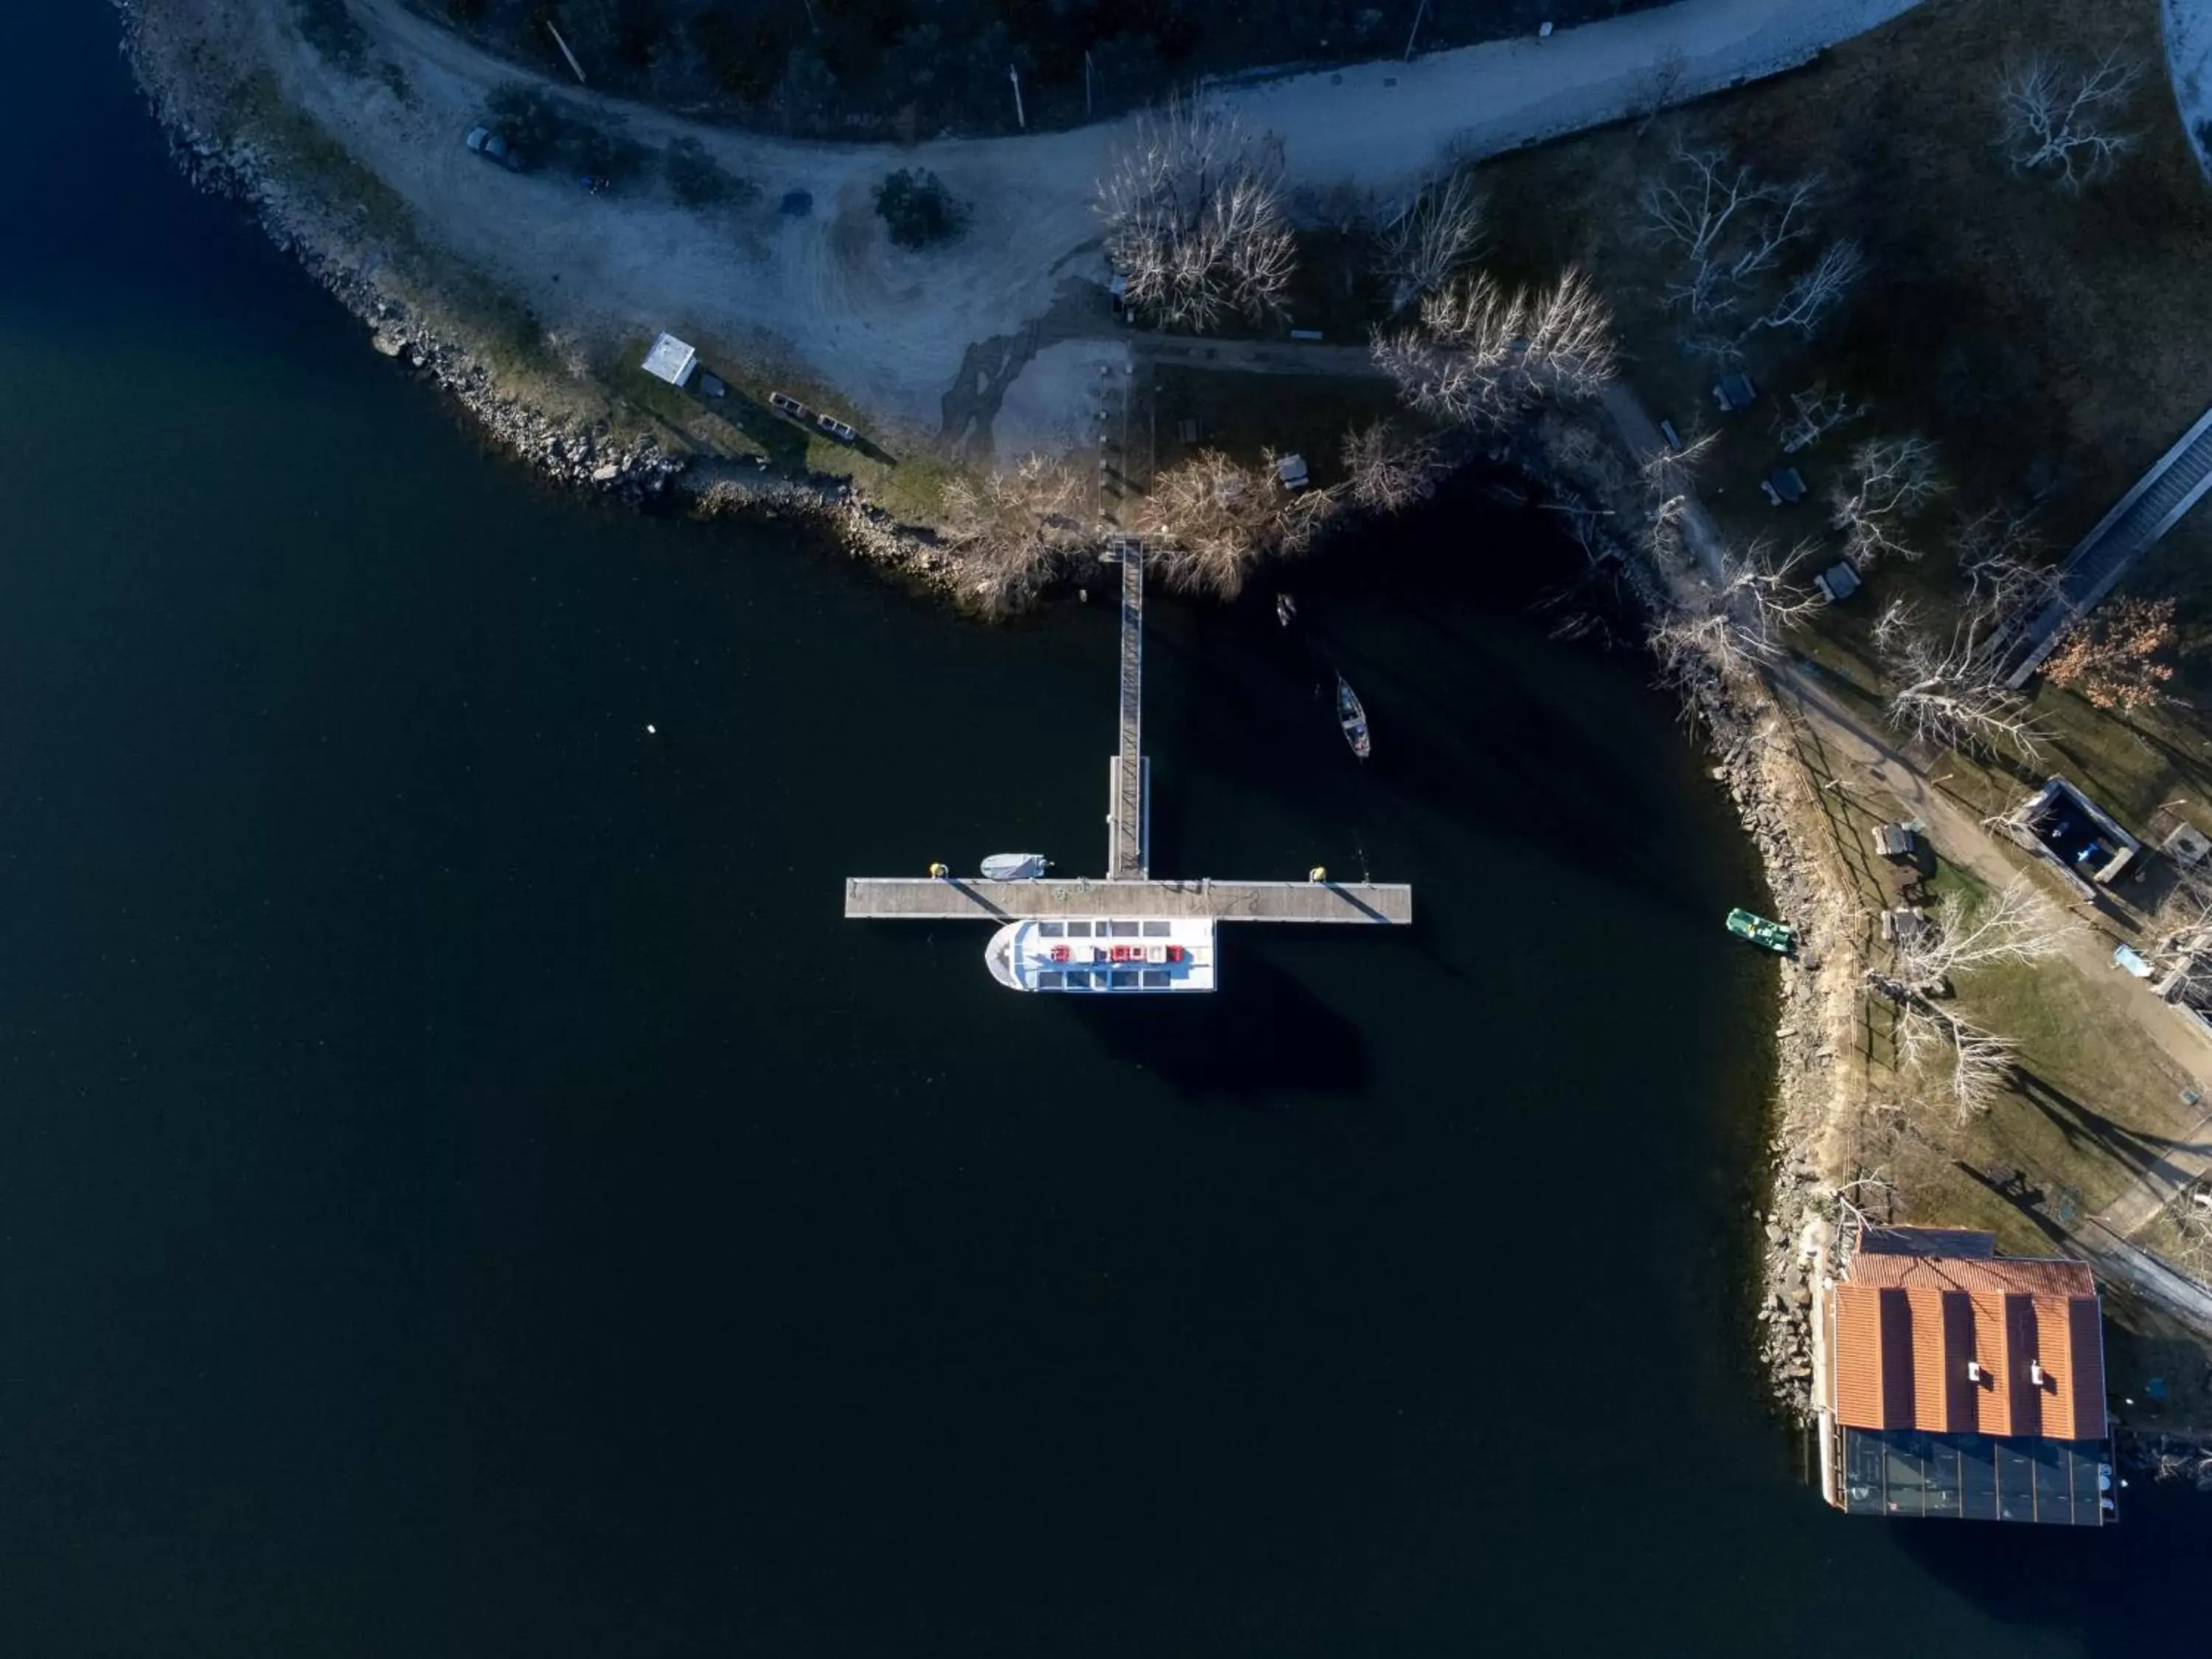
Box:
[1826,1253,2105,1440]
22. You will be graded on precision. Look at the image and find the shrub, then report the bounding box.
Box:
[484,84,651,187]
[874,168,967,249]
[664,138,759,209]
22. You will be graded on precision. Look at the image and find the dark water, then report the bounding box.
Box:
[4,8,2208,1656]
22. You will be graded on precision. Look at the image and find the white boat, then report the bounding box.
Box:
[984,917,1217,992]
[980,852,1050,880]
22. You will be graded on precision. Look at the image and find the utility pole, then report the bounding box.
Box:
[1009,64,1026,131]
[545,20,587,84]
[1404,0,1427,61]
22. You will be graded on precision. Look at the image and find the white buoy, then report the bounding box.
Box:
[646,724,657,734]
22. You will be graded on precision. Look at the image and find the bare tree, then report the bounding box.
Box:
[1774,383,1868,454]
[1638,137,1817,319]
[1866,876,2068,1120]
[1747,238,1865,339]
[1952,505,2054,613]
[1632,44,1691,137]
[1876,597,2045,759]
[2044,595,2182,712]
[1374,171,1486,310]
[939,454,1096,616]
[1995,50,2143,191]
[1135,450,1340,597]
[1829,434,1945,565]
[1650,535,1822,688]
[2149,871,2212,1006]
[1340,420,1440,513]
[1097,96,1295,332]
[1372,267,1618,427]
[2163,1179,2212,1284]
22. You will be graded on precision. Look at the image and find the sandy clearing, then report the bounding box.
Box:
[252,0,1921,453]
[993,340,1133,466]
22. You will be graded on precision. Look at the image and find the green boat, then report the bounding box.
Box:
[1726,908,1796,954]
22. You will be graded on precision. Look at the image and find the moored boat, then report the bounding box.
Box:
[980,852,1050,880]
[984,917,1217,992]
[1335,674,1371,759]
[1276,593,1296,627]
[1725,908,1796,954]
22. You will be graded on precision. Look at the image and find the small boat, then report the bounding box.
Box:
[980,852,1050,881]
[986,917,1217,993]
[1726,908,1796,954]
[1335,674,1371,759]
[1276,593,1297,627]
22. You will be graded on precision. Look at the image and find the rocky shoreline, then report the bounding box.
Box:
[115,0,1844,1421]
[1541,424,1863,1423]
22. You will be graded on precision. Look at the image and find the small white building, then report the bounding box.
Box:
[640,333,699,389]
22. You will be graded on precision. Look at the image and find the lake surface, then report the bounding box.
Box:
[2,7,2208,1655]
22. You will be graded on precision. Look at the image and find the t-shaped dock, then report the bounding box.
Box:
[842,539,1411,926]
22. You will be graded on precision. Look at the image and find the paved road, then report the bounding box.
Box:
[265,0,1927,441]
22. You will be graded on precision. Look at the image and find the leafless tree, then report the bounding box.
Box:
[1374,171,1486,310]
[1952,505,2055,613]
[1372,267,1618,427]
[1650,535,1822,687]
[1135,450,1340,597]
[1893,875,2070,992]
[1340,420,1441,513]
[1632,44,1691,136]
[1097,96,1296,333]
[1875,597,2045,759]
[1748,238,1865,339]
[1995,50,2143,191]
[1774,383,1868,455]
[1638,137,1817,319]
[2162,1179,2212,1282]
[2149,872,2212,1006]
[1866,876,2067,1120]
[939,454,1096,616]
[1829,434,1945,565]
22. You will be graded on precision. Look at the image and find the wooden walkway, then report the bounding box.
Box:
[1108,540,1147,877]
[845,877,1412,924]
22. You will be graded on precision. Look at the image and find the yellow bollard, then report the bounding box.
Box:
[1308,866,1327,883]
[928,862,950,879]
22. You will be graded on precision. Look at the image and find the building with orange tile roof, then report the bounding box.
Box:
[1816,1225,2113,1525]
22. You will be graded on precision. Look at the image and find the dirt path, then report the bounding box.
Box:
[203,0,1922,455]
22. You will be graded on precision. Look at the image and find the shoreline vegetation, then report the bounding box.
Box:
[122,0,2157,1432]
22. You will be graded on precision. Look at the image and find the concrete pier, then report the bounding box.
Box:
[845,877,1411,924]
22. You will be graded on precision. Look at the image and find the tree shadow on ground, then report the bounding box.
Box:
[2014,1065,2210,1187]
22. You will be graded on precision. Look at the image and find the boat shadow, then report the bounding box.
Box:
[1062,947,1369,1103]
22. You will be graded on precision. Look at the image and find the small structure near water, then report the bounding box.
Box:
[640,332,699,389]
[1817,1223,2114,1525]
[2001,776,2142,896]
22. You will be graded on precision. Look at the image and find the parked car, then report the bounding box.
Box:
[465,126,524,172]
